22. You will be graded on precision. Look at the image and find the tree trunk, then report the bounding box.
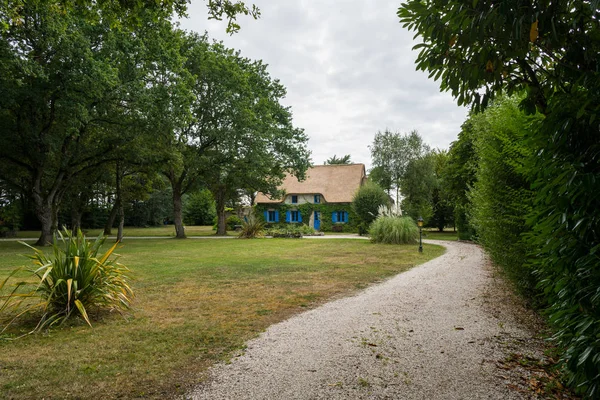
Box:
[71,206,82,234]
[172,185,186,239]
[165,166,187,239]
[32,178,60,246]
[35,203,54,246]
[115,162,125,242]
[117,203,124,242]
[104,203,118,235]
[52,202,60,233]
[215,188,227,236]
[437,210,445,232]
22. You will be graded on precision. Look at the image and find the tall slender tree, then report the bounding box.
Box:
[369,130,429,213]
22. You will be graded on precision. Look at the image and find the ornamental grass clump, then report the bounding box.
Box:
[0,229,133,334]
[369,206,418,244]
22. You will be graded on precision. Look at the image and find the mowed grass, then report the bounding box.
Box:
[0,238,444,399]
[14,225,230,239]
[422,229,459,241]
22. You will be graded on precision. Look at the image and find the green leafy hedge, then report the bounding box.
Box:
[469,96,537,293]
[525,92,600,397]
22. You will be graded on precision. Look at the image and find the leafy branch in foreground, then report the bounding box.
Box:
[0,229,134,336]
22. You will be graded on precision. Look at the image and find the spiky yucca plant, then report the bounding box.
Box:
[1,229,133,334]
[238,214,265,239]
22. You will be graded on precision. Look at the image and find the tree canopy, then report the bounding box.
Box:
[398,0,600,116]
[0,0,312,245]
[369,129,429,212]
[324,154,352,165]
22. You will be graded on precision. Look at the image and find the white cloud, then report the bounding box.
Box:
[177,1,468,169]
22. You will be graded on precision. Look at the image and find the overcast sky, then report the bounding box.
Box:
[177,1,468,169]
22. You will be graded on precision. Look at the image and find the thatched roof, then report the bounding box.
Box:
[255,164,367,204]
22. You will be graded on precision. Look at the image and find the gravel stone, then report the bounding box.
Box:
[187,240,545,400]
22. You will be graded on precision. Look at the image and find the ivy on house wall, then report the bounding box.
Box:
[255,203,358,232]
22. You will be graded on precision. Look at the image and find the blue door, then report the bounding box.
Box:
[314,211,321,230]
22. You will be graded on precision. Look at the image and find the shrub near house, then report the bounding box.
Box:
[254,164,367,232]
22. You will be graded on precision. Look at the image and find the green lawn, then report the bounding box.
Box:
[0,238,444,399]
[14,225,232,239]
[422,229,459,241]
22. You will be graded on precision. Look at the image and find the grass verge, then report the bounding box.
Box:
[0,238,444,399]
[422,230,459,241]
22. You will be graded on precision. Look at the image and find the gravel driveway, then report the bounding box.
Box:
[188,240,546,400]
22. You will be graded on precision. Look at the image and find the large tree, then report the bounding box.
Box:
[400,151,436,222]
[399,1,600,394]
[160,34,238,239]
[0,2,152,245]
[200,49,310,235]
[162,35,309,237]
[0,1,258,245]
[369,129,429,213]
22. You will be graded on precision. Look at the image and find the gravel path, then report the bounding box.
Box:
[188,240,545,400]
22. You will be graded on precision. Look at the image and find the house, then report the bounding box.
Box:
[254,164,367,231]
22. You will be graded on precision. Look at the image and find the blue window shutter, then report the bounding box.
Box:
[344,211,349,222]
[264,211,268,221]
[298,212,303,222]
[275,211,279,222]
[286,211,291,223]
[332,212,338,223]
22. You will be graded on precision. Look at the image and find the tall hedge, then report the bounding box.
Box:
[525,91,600,396]
[398,1,600,394]
[469,96,538,293]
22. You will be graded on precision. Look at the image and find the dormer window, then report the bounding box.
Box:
[291,195,298,204]
[314,194,321,204]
